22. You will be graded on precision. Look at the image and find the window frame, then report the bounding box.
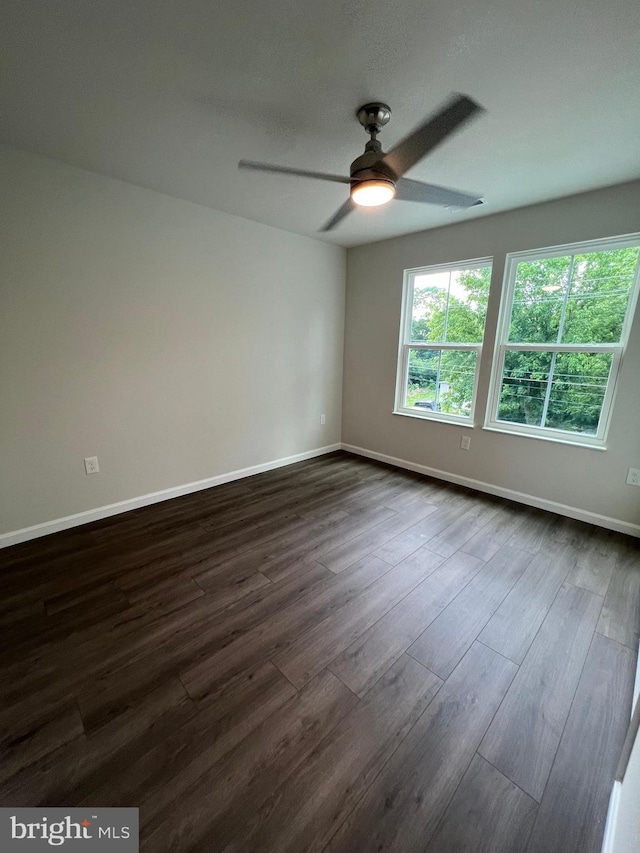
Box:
[484,234,640,448]
[394,256,493,425]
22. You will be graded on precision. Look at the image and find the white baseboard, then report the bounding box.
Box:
[3,440,638,548]
[341,443,640,538]
[0,443,342,549]
[601,781,622,853]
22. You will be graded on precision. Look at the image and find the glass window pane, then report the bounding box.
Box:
[411,266,490,344]
[544,352,613,434]
[438,350,478,416]
[497,350,553,427]
[561,248,639,344]
[405,348,476,417]
[497,350,613,436]
[411,274,447,343]
[406,349,439,407]
[508,257,571,343]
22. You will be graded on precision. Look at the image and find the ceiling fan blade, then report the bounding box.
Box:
[320,198,355,231]
[239,161,350,185]
[380,94,484,178]
[395,177,484,208]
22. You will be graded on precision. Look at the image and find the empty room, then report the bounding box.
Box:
[1,0,639,851]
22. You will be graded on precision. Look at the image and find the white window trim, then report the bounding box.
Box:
[394,257,493,425]
[484,233,640,448]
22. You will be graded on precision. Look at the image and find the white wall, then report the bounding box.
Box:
[0,147,346,538]
[343,181,640,531]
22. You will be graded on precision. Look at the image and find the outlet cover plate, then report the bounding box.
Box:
[460,436,471,451]
[84,456,100,475]
[627,467,640,487]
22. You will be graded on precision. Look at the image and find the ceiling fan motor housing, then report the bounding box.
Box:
[350,140,397,192]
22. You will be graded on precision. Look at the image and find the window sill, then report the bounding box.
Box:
[482,424,607,451]
[393,410,475,428]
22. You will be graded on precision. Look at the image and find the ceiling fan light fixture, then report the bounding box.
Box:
[239,95,485,230]
[351,179,396,207]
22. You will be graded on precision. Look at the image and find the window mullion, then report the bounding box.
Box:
[434,349,443,409]
[503,343,619,354]
[408,343,480,351]
[441,270,452,344]
[556,254,576,344]
[539,351,557,428]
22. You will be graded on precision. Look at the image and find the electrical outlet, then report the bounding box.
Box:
[627,467,640,487]
[460,436,471,451]
[84,456,100,475]
[320,414,326,425]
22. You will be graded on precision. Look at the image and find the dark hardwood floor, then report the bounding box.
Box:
[1,451,638,852]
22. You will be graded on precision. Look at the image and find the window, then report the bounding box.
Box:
[395,258,492,423]
[486,235,640,447]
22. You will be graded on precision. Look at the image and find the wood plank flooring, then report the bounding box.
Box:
[0,451,638,852]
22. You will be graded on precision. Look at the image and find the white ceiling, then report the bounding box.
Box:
[1,0,639,247]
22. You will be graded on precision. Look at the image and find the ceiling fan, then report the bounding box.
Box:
[238,94,485,231]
